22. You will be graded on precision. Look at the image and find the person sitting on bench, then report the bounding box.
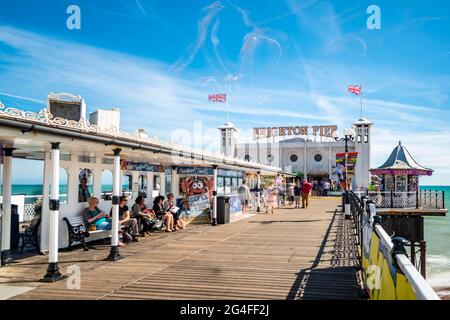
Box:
[164,193,185,230]
[83,197,112,231]
[110,196,140,242]
[82,197,124,247]
[153,195,174,232]
[132,195,158,236]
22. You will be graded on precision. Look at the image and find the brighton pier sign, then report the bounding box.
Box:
[252,125,338,140]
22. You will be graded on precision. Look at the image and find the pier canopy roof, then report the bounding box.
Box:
[370,141,433,176]
[0,102,281,175]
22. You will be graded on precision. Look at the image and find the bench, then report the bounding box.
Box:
[63,216,110,251]
[20,217,41,253]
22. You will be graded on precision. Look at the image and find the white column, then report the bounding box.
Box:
[257,171,261,212]
[93,159,102,199]
[40,150,51,253]
[148,172,154,206]
[107,148,122,261]
[212,165,218,225]
[171,166,178,196]
[328,141,332,179]
[42,142,63,281]
[159,171,165,196]
[303,141,307,181]
[1,148,14,265]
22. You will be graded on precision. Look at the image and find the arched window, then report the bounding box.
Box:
[164,168,172,194]
[122,172,132,196]
[101,170,113,200]
[78,168,93,203]
[153,174,161,191]
[50,167,69,204]
[59,167,68,204]
[138,173,148,198]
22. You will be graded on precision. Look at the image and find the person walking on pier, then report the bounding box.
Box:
[265,182,277,214]
[293,181,302,208]
[238,179,252,214]
[288,183,295,205]
[301,179,313,209]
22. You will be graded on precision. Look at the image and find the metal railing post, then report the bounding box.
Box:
[435,191,438,209]
[429,189,431,208]
[420,241,427,279]
[390,190,394,208]
[443,191,445,209]
[411,242,416,267]
[416,188,419,209]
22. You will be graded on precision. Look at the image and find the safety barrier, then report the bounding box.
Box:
[349,192,440,300]
[354,190,445,209]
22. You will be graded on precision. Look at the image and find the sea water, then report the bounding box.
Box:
[422,186,450,292]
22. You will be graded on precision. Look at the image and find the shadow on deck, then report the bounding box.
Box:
[288,209,362,300]
[1,198,362,300]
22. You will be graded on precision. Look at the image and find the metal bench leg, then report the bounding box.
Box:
[20,235,25,253]
[81,237,88,251]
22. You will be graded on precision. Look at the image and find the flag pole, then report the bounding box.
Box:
[360,85,363,119]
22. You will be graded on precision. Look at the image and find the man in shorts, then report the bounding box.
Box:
[238,179,252,214]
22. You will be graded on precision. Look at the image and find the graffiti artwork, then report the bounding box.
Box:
[180,176,215,216]
[180,176,214,197]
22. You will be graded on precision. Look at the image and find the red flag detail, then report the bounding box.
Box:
[348,85,361,95]
[208,93,227,102]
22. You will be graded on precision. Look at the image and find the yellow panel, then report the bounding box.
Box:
[378,258,396,300]
[369,233,380,265]
[395,273,416,300]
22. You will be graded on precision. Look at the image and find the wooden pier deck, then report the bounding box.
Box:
[0,197,362,300]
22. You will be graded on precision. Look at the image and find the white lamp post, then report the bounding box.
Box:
[333,128,356,218]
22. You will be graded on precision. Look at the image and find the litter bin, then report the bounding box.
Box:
[11,204,20,249]
[217,196,230,224]
[0,204,20,249]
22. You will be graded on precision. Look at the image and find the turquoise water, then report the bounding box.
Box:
[421,186,450,290]
[7,184,114,204]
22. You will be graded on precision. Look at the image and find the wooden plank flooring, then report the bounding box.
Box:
[0,197,362,300]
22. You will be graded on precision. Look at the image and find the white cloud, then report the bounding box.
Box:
[1,25,449,184]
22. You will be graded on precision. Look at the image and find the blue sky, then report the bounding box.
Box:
[0,0,449,184]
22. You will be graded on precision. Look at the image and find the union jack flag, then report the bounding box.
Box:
[348,85,361,95]
[208,93,227,102]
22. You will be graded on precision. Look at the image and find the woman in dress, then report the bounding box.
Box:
[265,182,277,214]
[163,193,185,230]
[152,196,174,232]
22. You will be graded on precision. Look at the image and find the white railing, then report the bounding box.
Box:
[354,190,444,209]
[372,215,440,300]
[353,192,441,300]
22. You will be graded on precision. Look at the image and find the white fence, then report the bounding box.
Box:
[354,190,445,209]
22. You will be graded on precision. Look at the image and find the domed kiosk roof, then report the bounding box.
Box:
[371,141,433,176]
